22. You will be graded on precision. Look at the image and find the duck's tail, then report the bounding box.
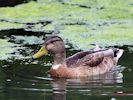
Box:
[114,49,124,60]
[100,48,123,60]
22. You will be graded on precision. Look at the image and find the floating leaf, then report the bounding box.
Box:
[0,39,19,60]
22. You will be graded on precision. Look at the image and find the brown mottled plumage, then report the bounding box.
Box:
[33,36,124,78]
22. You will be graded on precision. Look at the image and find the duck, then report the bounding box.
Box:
[33,36,124,78]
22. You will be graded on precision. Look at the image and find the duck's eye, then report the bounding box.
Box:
[50,41,54,44]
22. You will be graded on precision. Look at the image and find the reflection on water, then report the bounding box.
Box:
[51,71,123,100]
[52,79,66,100]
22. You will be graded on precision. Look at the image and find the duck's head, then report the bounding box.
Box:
[33,36,65,59]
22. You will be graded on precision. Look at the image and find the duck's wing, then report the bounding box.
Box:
[66,50,94,67]
[66,49,114,68]
[78,52,104,67]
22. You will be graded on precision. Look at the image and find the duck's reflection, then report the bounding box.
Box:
[51,79,67,100]
[51,71,123,100]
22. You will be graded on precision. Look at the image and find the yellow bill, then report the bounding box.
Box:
[33,46,48,59]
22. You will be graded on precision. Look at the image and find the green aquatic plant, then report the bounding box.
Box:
[0,39,19,60]
[60,23,133,49]
[0,22,23,31]
[0,0,133,49]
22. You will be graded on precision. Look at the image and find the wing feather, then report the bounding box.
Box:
[66,49,114,68]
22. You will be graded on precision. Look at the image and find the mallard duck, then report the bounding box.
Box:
[33,36,123,78]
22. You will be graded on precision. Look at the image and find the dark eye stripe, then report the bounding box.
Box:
[45,39,61,45]
[50,39,60,43]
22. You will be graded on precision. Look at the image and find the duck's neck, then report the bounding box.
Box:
[53,52,66,65]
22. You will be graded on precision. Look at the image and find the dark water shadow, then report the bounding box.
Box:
[0,0,36,7]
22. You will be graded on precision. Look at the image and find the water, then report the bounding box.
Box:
[0,0,36,7]
[0,29,133,100]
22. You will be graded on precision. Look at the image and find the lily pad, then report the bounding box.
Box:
[11,35,44,45]
[0,39,19,60]
[24,23,55,32]
[60,23,133,49]
[0,22,24,31]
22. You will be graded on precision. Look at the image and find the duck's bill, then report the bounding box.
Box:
[33,46,48,59]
